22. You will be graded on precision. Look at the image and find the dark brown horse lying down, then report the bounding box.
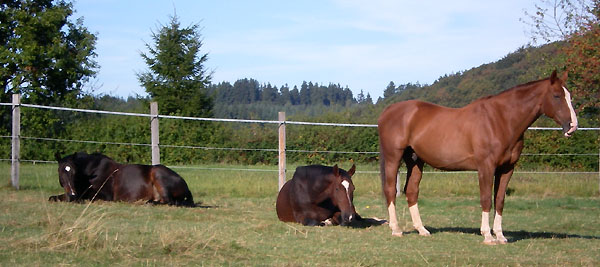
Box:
[276,164,359,226]
[49,152,195,207]
[378,71,578,244]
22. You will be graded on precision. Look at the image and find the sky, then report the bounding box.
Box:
[74,0,538,100]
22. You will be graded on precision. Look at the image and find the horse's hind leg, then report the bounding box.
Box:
[477,163,496,244]
[403,150,430,236]
[380,147,403,237]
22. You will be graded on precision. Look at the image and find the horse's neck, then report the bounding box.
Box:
[314,182,334,203]
[87,158,119,183]
[484,83,545,135]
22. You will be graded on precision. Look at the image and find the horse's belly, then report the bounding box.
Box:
[413,146,477,171]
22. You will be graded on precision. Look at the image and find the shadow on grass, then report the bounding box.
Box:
[347,217,388,228]
[194,202,218,209]
[426,227,600,242]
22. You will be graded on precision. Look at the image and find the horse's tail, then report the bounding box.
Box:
[379,140,386,196]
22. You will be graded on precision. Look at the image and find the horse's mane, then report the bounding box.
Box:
[71,151,115,164]
[472,77,549,103]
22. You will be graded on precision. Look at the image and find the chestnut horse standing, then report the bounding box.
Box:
[378,71,577,244]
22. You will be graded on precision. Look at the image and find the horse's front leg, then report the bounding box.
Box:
[492,164,515,244]
[48,194,69,202]
[478,164,496,244]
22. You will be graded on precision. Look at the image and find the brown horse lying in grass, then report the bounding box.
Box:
[276,164,360,226]
[378,71,577,244]
[49,152,195,207]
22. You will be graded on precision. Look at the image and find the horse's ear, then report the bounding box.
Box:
[550,70,558,84]
[54,152,62,161]
[561,71,568,82]
[347,164,356,176]
[332,164,339,176]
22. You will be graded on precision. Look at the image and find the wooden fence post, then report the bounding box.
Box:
[11,94,20,190]
[278,112,286,191]
[150,102,160,165]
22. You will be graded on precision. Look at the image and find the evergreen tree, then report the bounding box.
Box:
[383,81,396,98]
[279,84,290,105]
[261,83,278,102]
[299,81,311,105]
[290,86,300,105]
[138,15,212,117]
[356,90,366,103]
[365,93,373,104]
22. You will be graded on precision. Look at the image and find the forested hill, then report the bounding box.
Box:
[382,43,563,108]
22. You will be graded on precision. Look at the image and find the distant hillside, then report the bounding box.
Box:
[383,43,563,108]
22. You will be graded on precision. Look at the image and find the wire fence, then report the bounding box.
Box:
[1,101,599,176]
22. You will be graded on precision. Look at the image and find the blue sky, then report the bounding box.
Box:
[75,0,538,100]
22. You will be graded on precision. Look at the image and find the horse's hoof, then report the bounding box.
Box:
[482,235,496,245]
[391,230,403,237]
[416,227,431,236]
[321,219,333,226]
[495,237,508,244]
[483,240,497,245]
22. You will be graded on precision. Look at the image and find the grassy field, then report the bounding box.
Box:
[1,163,599,266]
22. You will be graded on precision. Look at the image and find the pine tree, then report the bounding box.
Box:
[138,15,212,117]
[383,81,396,99]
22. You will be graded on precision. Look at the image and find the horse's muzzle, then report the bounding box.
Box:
[563,122,577,137]
[339,213,355,226]
[67,192,77,201]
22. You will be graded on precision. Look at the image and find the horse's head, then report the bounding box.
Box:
[330,164,357,226]
[55,152,81,201]
[541,70,578,137]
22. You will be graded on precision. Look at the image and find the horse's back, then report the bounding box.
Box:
[378,100,457,129]
[113,164,154,202]
[150,165,194,206]
[112,164,194,206]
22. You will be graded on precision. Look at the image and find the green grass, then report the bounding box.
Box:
[1,163,599,266]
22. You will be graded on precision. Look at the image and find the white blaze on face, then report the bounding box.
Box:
[562,86,578,136]
[341,180,352,204]
[341,180,350,191]
[63,165,75,196]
